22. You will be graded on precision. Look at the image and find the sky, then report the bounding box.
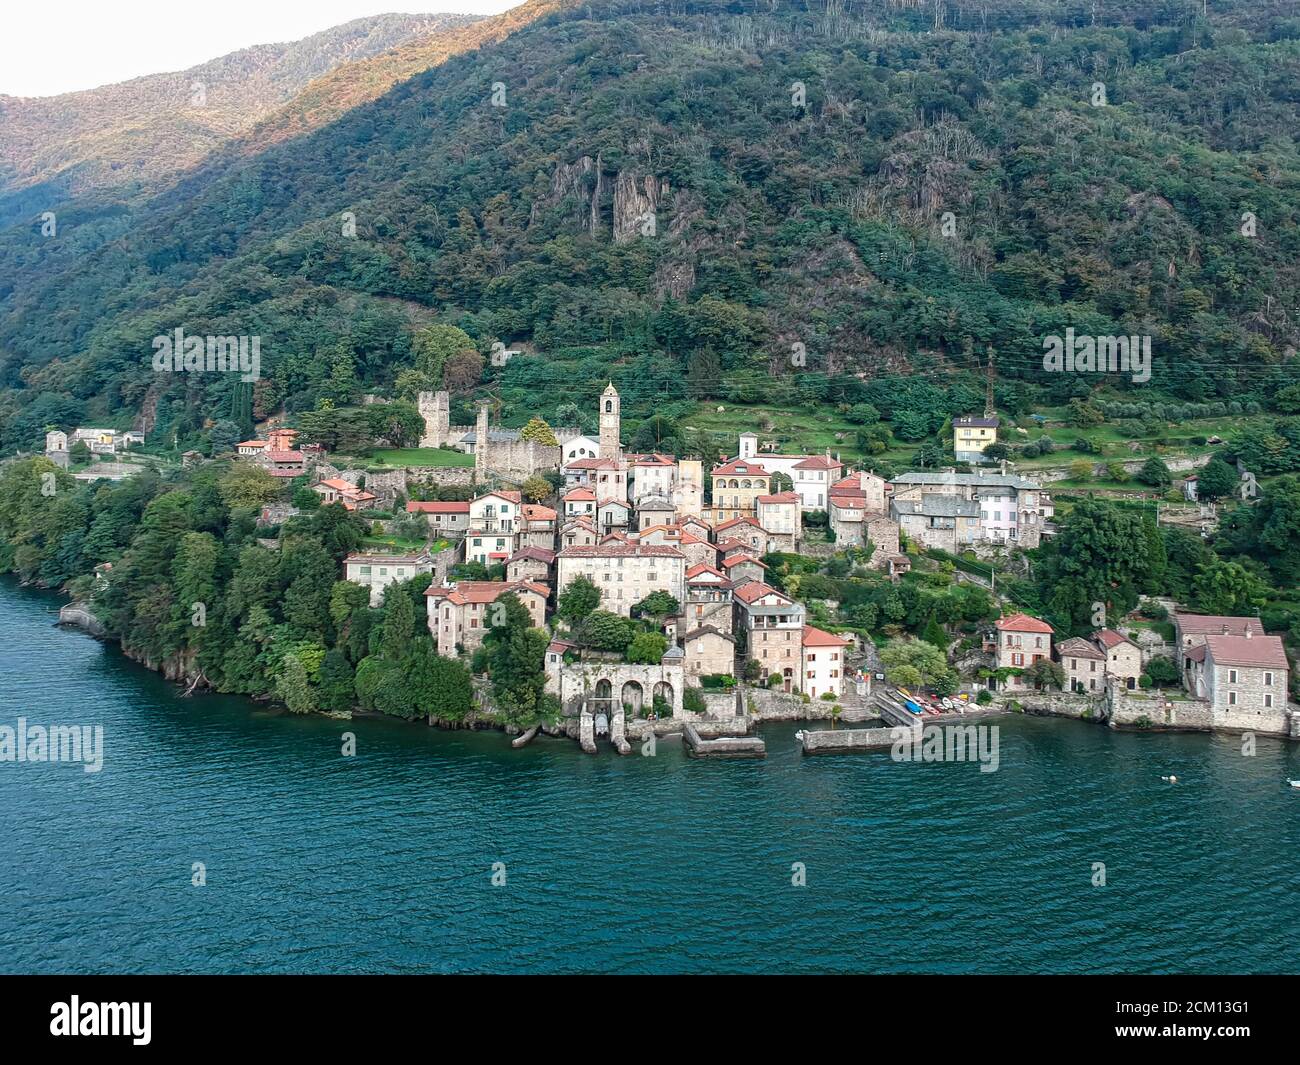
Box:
[1,1,521,97]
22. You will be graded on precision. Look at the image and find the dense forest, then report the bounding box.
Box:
[1,0,1299,454]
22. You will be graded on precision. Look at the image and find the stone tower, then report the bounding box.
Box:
[599,382,621,460]
[418,390,450,448]
[474,402,490,476]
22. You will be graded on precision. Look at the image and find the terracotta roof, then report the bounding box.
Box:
[508,547,556,565]
[317,478,353,491]
[732,580,789,605]
[547,639,578,654]
[715,515,762,532]
[1174,613,1261,637]
[1203,633,1288,670]
[995,612,1054,634]
[757,491,800,504]
[1095,629,1139,650]
[424,580,548,604]
[266,450,304,462]
[682,625,734,643]
[564,487,596,501]
[712,458,771,477]
[477,490,522,504]
[686,563,727,580]
[1057,637,1104,660]
[793,455,842,471]
[406,501,470,514]
[237,440,266,448]
[521,504,556,521]
[802,625,849,648]
[557,543,684,559]
[720,553,766,570]
[1186,644,1208,663]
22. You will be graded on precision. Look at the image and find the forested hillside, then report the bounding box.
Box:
[2,0,1299,455]
[0,12,479,224]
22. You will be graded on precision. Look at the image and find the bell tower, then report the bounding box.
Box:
[599,382,621,459]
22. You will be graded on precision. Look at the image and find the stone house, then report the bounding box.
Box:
[732,579,805,692]
[890,494,981,552]
[405,500,470,536]
[1185,630,1290,732]
[1056,637,1107,693]
[559,518,598,549]
[597,497,632,536]
[314,477,378,511]
[519,503,558,551]
[889,469,1053,549]
[715,515,769,557]
[683,564,734,634]
[1095,629,1143,689]
[995,612,1054,689]
[635,494,676,531]
[506,547,555,585]
[344,551,436,607]
[555,543,686,617]
[425,580,549,657]
[679,625,736,679]
[1174,612,1260,655]
[720,553,766,586]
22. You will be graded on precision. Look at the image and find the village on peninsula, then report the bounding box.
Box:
[38,378,1298,761]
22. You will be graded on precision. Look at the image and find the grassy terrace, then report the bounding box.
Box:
[365,448,475,469]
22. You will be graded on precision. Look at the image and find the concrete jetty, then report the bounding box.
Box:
[683,723,765,759]
[798,726,907,755]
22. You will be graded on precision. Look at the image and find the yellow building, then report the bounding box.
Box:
[953,416,1000,463]
[709,458,772,521]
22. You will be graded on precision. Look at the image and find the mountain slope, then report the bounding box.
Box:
[0,13,480,220]
[1,0,1299,455]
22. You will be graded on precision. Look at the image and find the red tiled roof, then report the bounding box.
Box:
[425,580,549,604]
[802,625,849,648]
[996,612,1054,634]
[711,458,771,477]
[720,553,766,570]
[732,580,788,605]
[686,564,726,580]
[406,501,470,514]
[564,487,596,501]
[793,455,842,471]
[508,548,556,565]
[521,504,556,521]
[1203,633,1288,670]
[1056,637,1104,660]
[757,491,800,504]
[557,543,684,559]
[1174,613,1261,637]
[477,490,522,504]
[1094,629,1138,650]
[266,450,304,462]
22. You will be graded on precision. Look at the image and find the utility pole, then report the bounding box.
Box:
[984,347,996,419]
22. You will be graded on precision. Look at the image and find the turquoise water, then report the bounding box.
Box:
[1,577,1296,974]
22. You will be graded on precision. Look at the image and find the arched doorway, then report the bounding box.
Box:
[620,681,644,715]
[652,681,673,719]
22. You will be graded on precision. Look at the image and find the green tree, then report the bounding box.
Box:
[627,632,668,664]
[1192,561,1267,616]
[557,575,601,626]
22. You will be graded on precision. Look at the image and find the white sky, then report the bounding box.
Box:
[1,1,521,97]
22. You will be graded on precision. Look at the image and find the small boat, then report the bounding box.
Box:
[1161,775,1178,784]
[1288,779,1300,790]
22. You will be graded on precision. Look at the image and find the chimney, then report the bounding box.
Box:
[1244,622,1253,639]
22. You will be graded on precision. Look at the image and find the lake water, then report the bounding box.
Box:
[1,577,1296,973]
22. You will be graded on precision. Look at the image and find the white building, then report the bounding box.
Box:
[344,552,436,607]
[802,626,850,700]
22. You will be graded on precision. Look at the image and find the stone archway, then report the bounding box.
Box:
[652,681,673,718]
[620,680,644,715]
[594,679,613,708]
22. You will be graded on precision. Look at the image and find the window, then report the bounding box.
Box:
[1228,691,1237,705]
[1264,672,1274,686]
[1264,694,1273,708]
[1229,669,1238,683]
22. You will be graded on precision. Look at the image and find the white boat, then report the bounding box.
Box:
[1288,779,1300,789]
